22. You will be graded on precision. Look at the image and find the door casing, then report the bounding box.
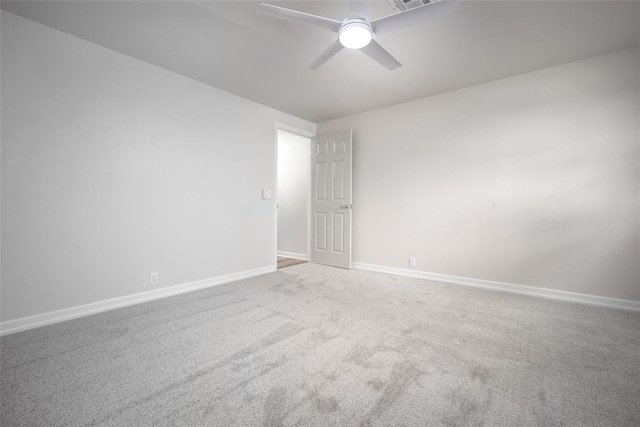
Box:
[274,123,315,268]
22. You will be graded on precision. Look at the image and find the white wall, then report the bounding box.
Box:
[319,48,640,302]
[277,130,309,257]
[0,11,315,322]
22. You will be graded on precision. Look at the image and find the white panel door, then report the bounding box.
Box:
[310,130,352,269]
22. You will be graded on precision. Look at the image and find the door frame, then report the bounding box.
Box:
[274,122,316,270]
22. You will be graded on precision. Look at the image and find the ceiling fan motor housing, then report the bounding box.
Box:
[338,19,373,49]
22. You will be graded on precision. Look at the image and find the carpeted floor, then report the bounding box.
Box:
[1,263,639,426]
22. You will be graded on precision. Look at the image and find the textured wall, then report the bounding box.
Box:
[0,12,315,321]
[319,48,640,301]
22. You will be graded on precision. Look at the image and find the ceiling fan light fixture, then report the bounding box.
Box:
[338,22,372,49]
[259,0,461,69]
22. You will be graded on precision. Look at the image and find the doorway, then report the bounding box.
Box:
[276,127,312,269]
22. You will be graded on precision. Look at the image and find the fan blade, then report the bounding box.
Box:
[308,40,344,70]
[258,4,341,33]
[347,0,371,19]
[371,0,461,36]
[359,40,402,70]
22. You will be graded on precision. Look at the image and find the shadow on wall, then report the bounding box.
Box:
[444,130,639,300]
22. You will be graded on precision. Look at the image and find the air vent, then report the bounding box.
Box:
[385,0,433,13]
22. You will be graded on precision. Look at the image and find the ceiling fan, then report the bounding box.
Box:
[258,0,460,71]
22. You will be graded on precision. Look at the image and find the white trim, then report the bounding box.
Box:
[0,265,276,336]
[306,137,312,265]
[274,123,314,269]
[277,251,308,261]
[352,262,640,311]
[274,122,315,139]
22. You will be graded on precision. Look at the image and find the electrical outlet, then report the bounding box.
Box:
[150,272,159,286]
[409,257,416,268]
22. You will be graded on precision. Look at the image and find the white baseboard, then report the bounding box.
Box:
[352,262,640,312]
[0,265,276,336]
[277,251,308,261]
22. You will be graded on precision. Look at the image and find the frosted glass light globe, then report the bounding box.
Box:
[339,22,372,49]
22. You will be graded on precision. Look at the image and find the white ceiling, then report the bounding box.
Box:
[2,1,639,123]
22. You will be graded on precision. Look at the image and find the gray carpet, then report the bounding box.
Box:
[1,263,639,426]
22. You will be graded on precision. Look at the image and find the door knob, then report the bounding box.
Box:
[338,204,352,209]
